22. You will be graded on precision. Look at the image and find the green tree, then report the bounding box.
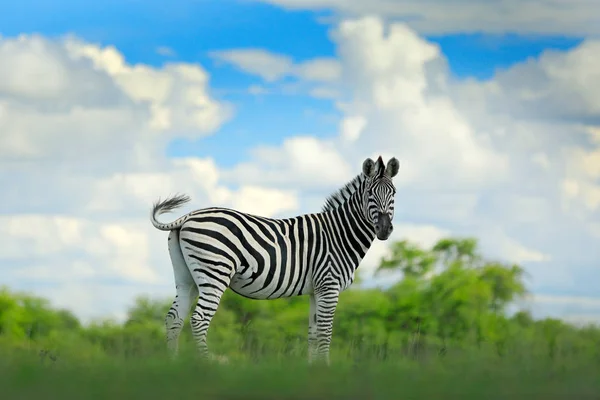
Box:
[432,237,480,266]
[378,240,437,278]
[124,296,171,326]
[479,262,527,312]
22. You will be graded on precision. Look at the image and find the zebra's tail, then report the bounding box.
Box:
[150,193,192,231]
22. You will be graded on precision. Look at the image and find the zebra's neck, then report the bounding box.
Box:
[322,173,366,213]
[325,180,377,267]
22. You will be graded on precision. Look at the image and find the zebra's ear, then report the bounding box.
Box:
[375,156,385,177]
[362,158,376,177]
[385,157,400,178]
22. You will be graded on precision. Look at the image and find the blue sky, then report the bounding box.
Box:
[1,0,584,167]
[2,0,582,75]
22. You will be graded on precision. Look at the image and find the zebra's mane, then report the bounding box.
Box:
[322,173,366,212]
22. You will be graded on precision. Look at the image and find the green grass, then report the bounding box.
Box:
[1,346,599,400]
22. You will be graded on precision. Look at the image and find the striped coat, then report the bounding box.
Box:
[150,156,399,364]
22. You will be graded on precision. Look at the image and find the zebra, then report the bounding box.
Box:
[150,155,399,364]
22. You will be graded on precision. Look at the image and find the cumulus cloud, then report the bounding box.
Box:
[0,34,300,322]
[522,295,600,325]
[253,0,600,36]
[0,34,232,175]
[456,41,600,123]
[209,48,341,98]
[560,127,600,218]
[212,15,599,321]
[210,48,341,83]
[221,136,353,190]
[332,18,510,190]
[66,38,232,135]
[210,48,294,82]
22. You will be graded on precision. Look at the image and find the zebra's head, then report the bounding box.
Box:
[362,156,399,241]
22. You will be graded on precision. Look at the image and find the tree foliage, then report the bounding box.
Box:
[1,237,599,364]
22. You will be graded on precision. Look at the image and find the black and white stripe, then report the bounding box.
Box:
[151,156,399,364]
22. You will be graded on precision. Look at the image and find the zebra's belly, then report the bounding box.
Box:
[228,272,273,300]
[228,268,312,300]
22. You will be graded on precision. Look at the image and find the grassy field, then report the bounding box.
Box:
[3,241,599,398]
[2,345,599,400]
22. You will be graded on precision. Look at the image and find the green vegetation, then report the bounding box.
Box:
[1,237,599,399]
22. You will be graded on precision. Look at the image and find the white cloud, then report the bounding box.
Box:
[156,46,176,57]
[293,58,342,82]
[340,115,367,142]
[230,186,299,217]
[1,216,85,259]
[522,294,600,325]
[66,37,232,135]
[212,15,600,323]
[210,51,341,83]
[459,40,600,121]
[560,130,600,215]
[481,227,551,264]
[309,86,340,99]
[0,34,301,322]
[253,0,600,36]
[531,152,551,170]
[209,49,343,101]
[0,34,232,171]
[330,18,510,191]
[220,17,510,191]
[221,136,353,190]
[210,48,294,82]
[0,216,160,286]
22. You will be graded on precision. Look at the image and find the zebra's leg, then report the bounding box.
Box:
[308,293,318,363]
[313,287,341,365]
[182,255,233,360]
[165,230,198,357]
[189,276,231,360]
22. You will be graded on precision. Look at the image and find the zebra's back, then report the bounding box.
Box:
[178,207,327,300]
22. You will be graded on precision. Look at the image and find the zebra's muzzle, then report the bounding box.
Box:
[374,212,393,240]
